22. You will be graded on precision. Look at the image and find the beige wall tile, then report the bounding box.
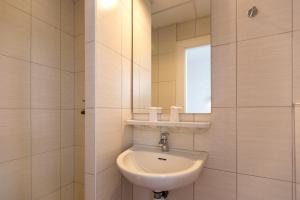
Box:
[85,173,96,200]
[61,147,74,186]
[32,109,60,154]
[3,0,31,13]
[61,0,75,35]
[168,129,194,151]
[32,150,60,200]
[31,64,60,109]
[0,158,31,200]
[75,72,85,109]
[122,176,133,200]
[84,109,95,174]
[0,55,30,108]
[122,57,132,109]
[95,43,122,108]
[237,107,292,181]
[294,31,300,102]
[194,168,236,200]
[237,33,292,107]
[75,146,84,184]
[75,35,85,72]
[297,184,300,200]
[61,110,75,148]
[32,0,60,28]
[212,44,236,107]
[237,174,292,200]
[195,108,236,172]
[122,3,132,59]
[296,107,300,183]
[74,109,84,147]
[152,55,159,83]
[196,17,211,36]
[158,52,176,82]
[75,0,84,36]
[133,185,153,200]
[168,184,193,200]
[61,184,74,200]
[96,166,122,200]
[237,0,292,41]
[61,71,75,109]
[177,20,196,41]
[96,2,122,53]
[133,127,160,146]
[95,108,122,173]
[152,29,159,56]
[31,18,60,68]
[0,2,30,60]
[295,0,300,30]
[61,33,75,72]
[0,110,30,163]
[211,0,236,45]
[158,25,177,54]
[39,190,60,200]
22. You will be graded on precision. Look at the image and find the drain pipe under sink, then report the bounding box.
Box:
[153,191,169,200]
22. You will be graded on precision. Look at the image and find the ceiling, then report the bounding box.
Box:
[151,0,210,28]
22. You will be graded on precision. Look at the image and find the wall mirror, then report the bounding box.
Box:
[132,0,211,114]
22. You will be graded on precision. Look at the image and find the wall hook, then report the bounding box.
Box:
[248,6,258,18]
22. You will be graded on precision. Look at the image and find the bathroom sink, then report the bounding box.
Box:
[116,145,208,191]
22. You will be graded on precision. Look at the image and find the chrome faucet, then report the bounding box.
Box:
[159,132,169,152]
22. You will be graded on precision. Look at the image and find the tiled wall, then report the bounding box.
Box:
[0,0,76,200]
[132,0,300,200]
[74,0,85,199]
[85,0,133,199]
[151,17,210,110]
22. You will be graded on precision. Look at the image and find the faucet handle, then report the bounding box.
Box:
[160,132,169,138]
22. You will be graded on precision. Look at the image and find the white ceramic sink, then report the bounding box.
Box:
[116,145,208,191]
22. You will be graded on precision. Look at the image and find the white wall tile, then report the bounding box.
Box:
[211,0,236,45]
[237,174,292,200]
[121,109,133,150]
[61,33,75,72]
[74,183,84,200]
[177,20,196,41]
[158,52,176,82]
[297,184,300,200]
[122,3,132,59]
[158,25,176,54]
[61,110,75,148]
[31,18,60,68]
[237,0,292,41]
[95,43,122,108]
[31,64,60,109]
[212,43,236,107]
[194,168,236,200]
[74,109,84,147]
[75,0,84,36]
[75,72,85,109]
[294,31,300,102]
[32,109,60,154]
[61,71,75,109]
[3,0,31,13]
[61,184,74,200]
[75,146,84,184]
[32,150,60,200]
[0,110,30,163]
[237,33,292,107]
[237,107,292,181]
[32,0,60,28]
[61,147,74,186]
[0,55,30,108]
[122,176,133,200]
[75,35,85,72]
[61,0,75,35]
[195,108,236,172]
[39,190,60,200]
[0,2,31,60]
[133,185,153,200]
[0,158,31,200]
[122,57,132,109]
[295,0,300,31]
[167,184,194,200]
[96,166,122,200]
[295,107,300,183]
[96,2,122,53]
[95,108,122,173]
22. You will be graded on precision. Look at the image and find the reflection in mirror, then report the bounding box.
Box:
[133,0,211,114]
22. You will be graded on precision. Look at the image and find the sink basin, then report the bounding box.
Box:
[116,145,208,191]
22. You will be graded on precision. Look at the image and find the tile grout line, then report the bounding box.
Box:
[29,0,33,199]
[59,0,63,198]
